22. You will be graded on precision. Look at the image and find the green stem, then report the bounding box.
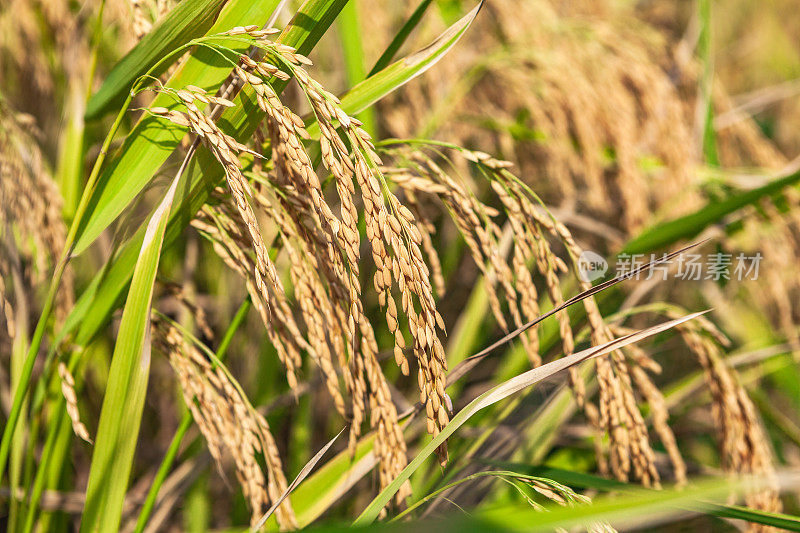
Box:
[0,257,68,484]
[367,0,433,76]
[133,415,193,533]
[57,0,107,217]
[338,0,375,135]
[85,0,107,104]
[0,35,216,484]
[20,402,68,533]
[391,471,510,522]
[31,403,72,533]
[699,0,718,166]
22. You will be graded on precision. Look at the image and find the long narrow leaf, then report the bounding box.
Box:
[447,241,705,384]
[707,504,800,531]
[367,0,434,77]
[253,428,345,530]
[487,463,800,531]
[85,0,229,119]
[306,1,482,138]
[475,475,795,532]
[80,164,183,533]
[73,0,284,254]
[353,311,708,525]
[338,1,375,134]
[341,0,481,115]
[624,169,800,254]
[289,432,379,527]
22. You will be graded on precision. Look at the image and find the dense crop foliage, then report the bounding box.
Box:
[2,1,800,531]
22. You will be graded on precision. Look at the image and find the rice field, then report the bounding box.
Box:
[2,0,800,531]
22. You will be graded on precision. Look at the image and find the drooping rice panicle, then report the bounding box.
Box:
[152,316,297,529]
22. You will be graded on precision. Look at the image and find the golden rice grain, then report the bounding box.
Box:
[152,317,297,529]
[57,362,92,444]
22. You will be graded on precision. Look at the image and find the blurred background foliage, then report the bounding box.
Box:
[3,0,800,531]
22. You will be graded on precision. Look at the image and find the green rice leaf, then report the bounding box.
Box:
[290,432,378,527]
[253,428,344,530]
[624,168,800,255]
[367,0,434,76]
[72,0,284,255]
[353,311,706,525]
[338,1,375,134]
[306,1,483,138]
[85,0,229,119]
[475,477,778,532]
[707,504,800,531]
[80,167,183,533]
[484,463,800,531]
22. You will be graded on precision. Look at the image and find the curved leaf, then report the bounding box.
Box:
[85,0,229,119]
[80,166,183,533]
[306,1,483,138]
[73,0,285,254]
[367,0,434,77]
[624,168,800,255]
[353,311,706,525]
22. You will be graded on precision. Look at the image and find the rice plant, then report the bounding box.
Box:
[2,0,800,531]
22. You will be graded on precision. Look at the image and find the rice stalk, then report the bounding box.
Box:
[675,314,782,526]
[382,143,666,486]
[1,3,794,530]
[152,316,297,529]
[56,362,92,444]
[0,100,74,330]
